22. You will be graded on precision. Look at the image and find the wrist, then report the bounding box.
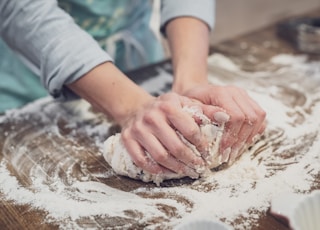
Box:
[172,79,208,94]
[172,65,209,94]
[165,17,210,95]
[67,62,154,125]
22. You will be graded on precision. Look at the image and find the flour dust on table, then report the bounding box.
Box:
[0,53,319,229]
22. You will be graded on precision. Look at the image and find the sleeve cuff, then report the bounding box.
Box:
[41,29,113,101]
[160,0,215,36]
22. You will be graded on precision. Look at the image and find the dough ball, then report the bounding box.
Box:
[103,106,228,185]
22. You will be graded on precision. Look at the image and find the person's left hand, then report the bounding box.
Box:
[119,92,228,177]
[181,83,266,163]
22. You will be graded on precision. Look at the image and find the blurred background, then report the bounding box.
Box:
[151,0,320,56]
[212,0,320,44]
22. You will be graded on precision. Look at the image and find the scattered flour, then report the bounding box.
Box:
[0,53,319,229]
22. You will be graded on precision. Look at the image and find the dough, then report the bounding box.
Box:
[103,106,229,185]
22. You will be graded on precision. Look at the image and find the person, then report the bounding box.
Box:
[0,0,266,178]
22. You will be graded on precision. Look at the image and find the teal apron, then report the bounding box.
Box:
[0,0,164,112]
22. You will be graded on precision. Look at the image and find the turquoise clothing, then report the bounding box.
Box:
[58,0,164,71]
[0,0,215,112]
[0,40,48,112]
[0,0,163,112]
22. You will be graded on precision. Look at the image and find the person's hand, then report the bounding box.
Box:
[120,92,227,177]
[67,62,228,175]
[182,84,266,163]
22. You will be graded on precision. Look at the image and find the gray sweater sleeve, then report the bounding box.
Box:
[0,0,112,101]
[160,0,215,35]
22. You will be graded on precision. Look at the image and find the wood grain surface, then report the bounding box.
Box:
[1,10,320,230]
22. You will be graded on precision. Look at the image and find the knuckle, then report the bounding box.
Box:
[247,115,258,124]
[158,92,170,100]
[186,126,199,139]
[170,143,187,157]
[142,111,157,126]
[131,121,145,134]
[133,156,146,168]
[177,164,188,174]
[121,128,132,144]
[222,132,237,146]
[232,113,246,123]
[258,109,267,120]
[153,150,169,163]
[159,102,175,114]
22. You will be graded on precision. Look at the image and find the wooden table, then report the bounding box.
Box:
[1,10,320,230]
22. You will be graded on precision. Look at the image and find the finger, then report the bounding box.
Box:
[229,144,246,163]
[245,98,267,143]
[229,113,266,163]
[167,97,225,152]
[121,132,165,174]
[228,99,265,163]
[165,104,208,153]
[136,130,200,178]
[258,120,267,134]
[221,147,231,163]
[250,121,267,144]
[218,97,245,153]
[231,115,254,148]
[229,123,251,161]
[228,123,251,163]
[231,90,262,146]
[142,107,205,168]
[155,122,205,168]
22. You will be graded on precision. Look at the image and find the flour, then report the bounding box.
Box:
[0,161,185,226]
[0,53,319,229]
[271,53,320,83]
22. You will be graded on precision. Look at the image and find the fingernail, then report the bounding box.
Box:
[236,145,247,158]
[194,164,207,175]
[251,134,260,144]
[214,112,230,123]
[229,145,247,164]
[189,156,205,168]
[221,147,231,163]
[184,166,201,179]
[229,148,239,163]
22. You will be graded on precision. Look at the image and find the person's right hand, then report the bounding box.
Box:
[120,92,227,178]
[182,84,267,163]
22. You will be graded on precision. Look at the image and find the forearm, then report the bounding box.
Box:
[67,62,153,125]
[165,17,210,94]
